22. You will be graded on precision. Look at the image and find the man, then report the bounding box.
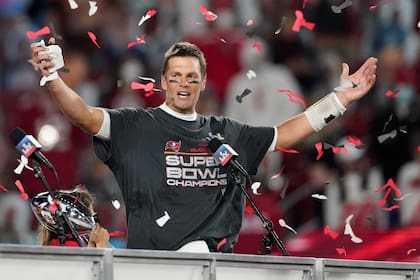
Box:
[30,39,377,253]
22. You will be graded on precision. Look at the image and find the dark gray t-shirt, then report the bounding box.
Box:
[93,107,274,252]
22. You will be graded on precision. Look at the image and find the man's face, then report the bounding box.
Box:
[161,56,206,114]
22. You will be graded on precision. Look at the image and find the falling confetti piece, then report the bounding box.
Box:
[139,76,156,83]
[217,238,227,251]
[279,218,297,234]
[275,16,287,35]
[394,193,412,201]
[252,40,262,52]
[375,178,402,205]
[112,199,121,209]
[276,146,299,153]
[138,9,157,26]
[246,19,256,26]
[271,166,285,179]
[324,226,339,239]
[336,247,347,256]
[26,26,51,40]
[344,214,363,243]
[88,1,98,16]
[332,146,348,155]
[277,89,307,109]
[302,0,308,8]
[382,205,400,211]
[14,155,33,175]
[331,0,352,14]
[385,89,400,98]
[251,182,262,195]
[88,31,100,48]
[156,211,170,227]
[15,180,28,200]
[347,136,362,148]
[199,5,218,21]
[315,142,324,160]
[68,0,78,9]
[377,129,397,143]
[109,230,126,237]
[246,70,256,80]
[236,88,252,103]
[0,184,8,192]
[417,21,420,29]
[216,36,227,44]
[311,194,327,200]
[368,0,393,11]
[407,249,416,255]
[128,34,145,48]
[292,10,315,32]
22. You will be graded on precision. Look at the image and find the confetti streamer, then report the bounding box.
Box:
[217,238,227,251]
[128,34,145,48]
[375,178,402,205]
[277,89,307,109]
[394,193,413,201]
[88,31,100,48]
[344,214,363,243]
[276,146,299,153]
[199,5,218,21]
[279,218,297,234]
[88,1,98,16]
[331,0,352,14]
[14,179,29,200]
[138,9,157,26]
[315,142,323,160]
[324,226,339,239]
[336,247,347,256]
[139,76,156,83]
[292,10,315,32]
[235,88,252,103]
[385,89,399,98]
[251,182,262,195]
[275,16,287,35]
[26,26,51,40]
[311,194,327,200]
[68,0,78,10]
[156,211,170,227]
[0,184,8,192]
[246,70,256,80]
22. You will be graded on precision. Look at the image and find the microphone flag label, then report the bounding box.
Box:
[213,144,238,166]
[17,135,42,158]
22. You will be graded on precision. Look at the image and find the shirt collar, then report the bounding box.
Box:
[159,103,197,121]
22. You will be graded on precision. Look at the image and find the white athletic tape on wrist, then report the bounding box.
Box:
[304,92,346,132]
[37,40,64,86]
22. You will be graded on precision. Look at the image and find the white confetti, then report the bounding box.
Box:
[156,211,170,227]
[14,155,33,175]
[246,70,256,80]
[344,214,363,243]
[138,76,156,83]
[394,193,413,201]
[88,1,98,16]
[112,199,121,209]
[311,193,327,200]
[251,181,261,195]
[377,129,397,143]
[68,0,78,9]
[278,218,297,234]
[417,21,420,29]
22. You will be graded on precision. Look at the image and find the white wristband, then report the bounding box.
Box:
[304,92,346,132]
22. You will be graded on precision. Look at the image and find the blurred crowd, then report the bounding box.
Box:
[0,0,419,253]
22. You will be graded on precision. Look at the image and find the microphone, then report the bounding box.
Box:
[10,127,55,171]
[208,138,249,178]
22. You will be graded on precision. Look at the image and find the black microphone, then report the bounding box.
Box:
[10,127,55,171]
[208,138,249,178]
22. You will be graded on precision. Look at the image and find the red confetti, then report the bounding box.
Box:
[246,19,256,26]
[109,230,126,237]
[49,199,58,213]
[199,5,218,21]
[385,89,399,98]
[216,238,227,251]
[336,247,347,256]
[138,9,157,26]
[407,249,416,255]
[276,146,299,153]
[26,26,51,40]
[128,34,145,48]
[375,178,402,198]
[302,0,308,8]
[277,89,307,109]
[382,205,400,211]
[324,225,339,239]
[0,184,8,192]
[87,31,101,48]
[378,188,392,206]
[292,10,315,32]
[347,136,362,147]
[332,146,348,155]
[315,142,324,160]
[146,9,157,17]
[14,179,28,200]
[252,40,262,52]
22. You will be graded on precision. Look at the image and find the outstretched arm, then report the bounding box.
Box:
[30,38,104,135]
[275,57,378,149]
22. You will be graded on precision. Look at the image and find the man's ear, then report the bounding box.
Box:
[200,75,206,91]
[161,75,167,90]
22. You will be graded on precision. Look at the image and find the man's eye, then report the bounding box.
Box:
[169,79,179,83]
[188,80,199,84]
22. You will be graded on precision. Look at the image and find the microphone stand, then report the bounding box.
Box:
[230,169,290,256]
[31,159,84,247]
